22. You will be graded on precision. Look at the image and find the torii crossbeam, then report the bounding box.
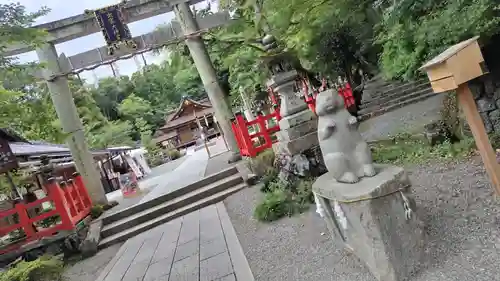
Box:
[3,0,241,204]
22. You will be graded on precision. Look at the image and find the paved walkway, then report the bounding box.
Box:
[95,138,252,281]
[97,204,245,281]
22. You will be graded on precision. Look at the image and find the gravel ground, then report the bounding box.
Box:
[224,157,500,281]
[359,95,445,141]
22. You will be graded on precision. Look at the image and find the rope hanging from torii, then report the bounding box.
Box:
[47,1,208,83]
[45,28,210,82]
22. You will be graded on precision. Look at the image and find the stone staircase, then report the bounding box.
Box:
[358,75,437,121]
[97,166,246,249]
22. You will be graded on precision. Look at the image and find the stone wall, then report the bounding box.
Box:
[469,73,500,134]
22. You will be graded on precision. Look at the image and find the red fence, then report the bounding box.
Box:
[0,173,91,255]
[300,78,353,115]
[232,77,354,158]
[231,107,282,158]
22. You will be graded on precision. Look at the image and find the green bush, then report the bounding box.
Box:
[254,177,314,222]
[260,168,279,192]
[254,189,299,222]
[90,204,104,219]
[0,255,64,281]
[249,149,275,177]
[147,155,164,167]
[166,149,181,160]
[295,179,314,205]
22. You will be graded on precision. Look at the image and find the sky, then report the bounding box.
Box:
[3,0,212,84]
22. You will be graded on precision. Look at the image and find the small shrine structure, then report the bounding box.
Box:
[154,97,220,149]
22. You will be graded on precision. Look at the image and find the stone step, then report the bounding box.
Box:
[359,85,433,114]
[363,80,429,103]
[100,166,239,226]
[362,80,429,104]
[359,91,438,122]
[363,75,392,90]
[364,81,395,91]
[98,182,247,250]
[100,173,244,238]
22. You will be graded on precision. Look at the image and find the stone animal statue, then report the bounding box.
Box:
[316,89,377,183]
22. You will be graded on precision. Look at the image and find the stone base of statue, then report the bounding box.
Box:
[313,164,425,281]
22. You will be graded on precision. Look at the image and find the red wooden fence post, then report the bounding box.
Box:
[257,113,273,150]
[73,172,91,208]
[230,119,243,156]
[60,181,77,217]
[46,178,74,230]
[235,113,256,157]
[68,179,83,212]
[14,203,36,238]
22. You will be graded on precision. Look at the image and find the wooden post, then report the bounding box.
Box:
[457,84,500,194]
[419,36,500,195]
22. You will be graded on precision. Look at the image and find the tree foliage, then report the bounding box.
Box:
[377,0,500,80]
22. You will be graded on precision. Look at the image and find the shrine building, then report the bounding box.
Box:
[154,97,220,149]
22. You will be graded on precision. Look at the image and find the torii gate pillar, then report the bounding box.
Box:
[36,43,108,205]
[174,2,242,162]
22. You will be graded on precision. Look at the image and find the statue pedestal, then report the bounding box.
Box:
[313,165,425,281]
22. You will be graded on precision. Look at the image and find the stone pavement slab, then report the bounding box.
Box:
[97,203,252,281]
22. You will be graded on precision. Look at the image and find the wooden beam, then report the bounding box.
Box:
[457,83,500,195]
[26,12,230,79]
[65,12,230,70]
[3,0,204,57]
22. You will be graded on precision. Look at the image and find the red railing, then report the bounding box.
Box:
[232,77,354,158]
[232,107,282,157]
[300,78,353,115]
[0,173,92,255]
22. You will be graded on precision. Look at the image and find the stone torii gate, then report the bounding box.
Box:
[3,0,241,204]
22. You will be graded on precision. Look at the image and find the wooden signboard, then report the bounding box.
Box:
[0,138,18,173]
[420,36,500,195]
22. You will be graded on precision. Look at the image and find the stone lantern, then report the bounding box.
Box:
[260,35,325,180]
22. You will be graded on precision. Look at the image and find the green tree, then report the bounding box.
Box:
[377,0,500,80]
[118,94,154,122]
[91,76,134,120]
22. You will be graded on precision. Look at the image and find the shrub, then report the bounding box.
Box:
[260,168,279,192]
[0,255,64,281]
[249,149,275,177]
[166,149,181,160]
[255,177,314,222]
[90,204,104,219]
[295,179,314,205]
[147,155,164,167]
[253,189,299,222]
